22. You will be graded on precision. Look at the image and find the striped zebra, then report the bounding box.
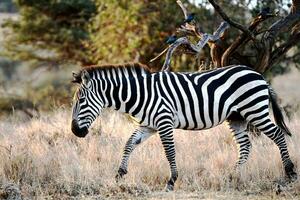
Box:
[71,63,297,191]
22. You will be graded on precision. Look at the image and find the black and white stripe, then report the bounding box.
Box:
[71,63,297,190]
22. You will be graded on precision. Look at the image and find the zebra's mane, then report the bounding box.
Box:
[72,62,151,83]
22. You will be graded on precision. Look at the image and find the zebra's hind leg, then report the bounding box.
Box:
[251,117,297,181]
[116,127,156,181]
[228,120,252,169]
[158,124,177,191]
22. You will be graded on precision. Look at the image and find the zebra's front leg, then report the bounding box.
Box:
[158,125,178,191]
[228,120,252,169]
[116,127,156,181]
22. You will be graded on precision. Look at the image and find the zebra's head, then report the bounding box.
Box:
[71,70,104,137]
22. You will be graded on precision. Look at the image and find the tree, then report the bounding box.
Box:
[160,0,300,76]
[2,0,194,70]
[2,0,97,66]
[209,0,300,74]
[2,0,300,74]
[74,0,197,71]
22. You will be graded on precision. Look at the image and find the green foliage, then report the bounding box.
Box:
[89,0,188,70]
[2,0,96,65]
[88,0,144,64]
[2,0,299,73]
[2,0,204,70]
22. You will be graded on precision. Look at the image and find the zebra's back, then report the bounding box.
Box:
[155,65,269,130]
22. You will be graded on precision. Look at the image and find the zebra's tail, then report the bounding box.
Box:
[268,85,292,137]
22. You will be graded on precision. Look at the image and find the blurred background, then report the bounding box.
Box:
[0,0,299,119]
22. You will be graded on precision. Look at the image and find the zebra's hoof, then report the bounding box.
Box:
[165,184,174,192]
[115,174,122,183]
[115,168,127,183]
[285,162,297,182]
[275,183,283,195]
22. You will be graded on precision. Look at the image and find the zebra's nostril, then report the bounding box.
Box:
[71,119,88,138]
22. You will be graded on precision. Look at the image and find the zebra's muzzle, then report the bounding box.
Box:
[71,119,88,138]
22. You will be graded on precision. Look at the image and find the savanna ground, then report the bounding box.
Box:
[0,109,299,200]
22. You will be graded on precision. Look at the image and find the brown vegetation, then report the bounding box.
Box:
[0,109,299,199]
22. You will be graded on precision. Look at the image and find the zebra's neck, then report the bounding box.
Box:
[95,66,151,116]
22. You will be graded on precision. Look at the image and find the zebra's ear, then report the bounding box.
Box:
[72,71,82,84]
[81,70,91,86]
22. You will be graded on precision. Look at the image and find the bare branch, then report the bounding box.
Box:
[160,21,229,71]
[208,0,255,40]
[177,23,202,38]
[157,1,230,71]
[162,37,198,71]
[256,10,300,72]
[195,34,211,49]
[149,47,169,63]
[269,27,300,67]
[210,22,230,41]
[160,0,300,74]
[221,15,273,67]
[291,0,300,14]
[176,0,188,19]
[162,35,220,71]
[175,0,204,37]
[207,22,229,67]
[209,42,223,67]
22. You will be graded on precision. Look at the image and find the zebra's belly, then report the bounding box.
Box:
[174,110,229,130]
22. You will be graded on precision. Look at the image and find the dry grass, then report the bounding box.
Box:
[0,108,299,199]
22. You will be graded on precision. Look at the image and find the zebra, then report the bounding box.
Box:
[71,63,297,191]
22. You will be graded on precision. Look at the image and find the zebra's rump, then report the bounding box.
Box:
[155,65,269,130]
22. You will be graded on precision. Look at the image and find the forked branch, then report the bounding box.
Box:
[151,0,230,71]
[221,13,276,67]
[161,22,229,71]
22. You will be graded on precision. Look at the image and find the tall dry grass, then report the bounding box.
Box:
[0,108,299,199]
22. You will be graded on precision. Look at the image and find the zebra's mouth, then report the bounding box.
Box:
[71,119,89,138]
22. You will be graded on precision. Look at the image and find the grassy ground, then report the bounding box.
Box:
[0,109,299,199]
